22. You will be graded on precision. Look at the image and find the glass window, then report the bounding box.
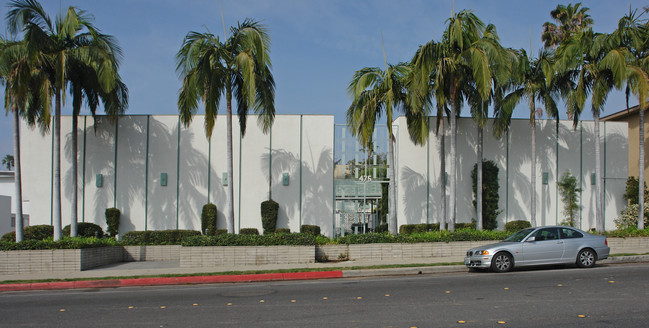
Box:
[532,228,559,241]
[559,228,583,239]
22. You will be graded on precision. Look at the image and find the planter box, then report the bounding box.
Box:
[317,241,500,261]
[180,245,315,268]
[123,245,181,261]
[0,247,123,274]
[607,237,649,254]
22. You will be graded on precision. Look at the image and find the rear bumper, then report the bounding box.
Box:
[596,246,610,260]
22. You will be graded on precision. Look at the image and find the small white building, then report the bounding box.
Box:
[0,171,30,236]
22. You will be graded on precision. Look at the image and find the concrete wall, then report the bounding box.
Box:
[21,114,335,237]
[394,117,628,231]
[0,195,11,236]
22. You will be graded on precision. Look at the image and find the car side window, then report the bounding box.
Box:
[532,228,559,241]
[559,228,583,239]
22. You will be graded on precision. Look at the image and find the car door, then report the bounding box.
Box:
[522,228,565,265]
[559,227,584,262]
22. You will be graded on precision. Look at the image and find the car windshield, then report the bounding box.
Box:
[503,228,535,242]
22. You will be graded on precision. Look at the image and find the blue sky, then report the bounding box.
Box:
[0,0,646,160]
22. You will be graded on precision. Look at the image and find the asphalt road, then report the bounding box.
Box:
[1,263,648,328]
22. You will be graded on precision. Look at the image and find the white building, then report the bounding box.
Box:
[18,114,627,237]
[0,171,30,236]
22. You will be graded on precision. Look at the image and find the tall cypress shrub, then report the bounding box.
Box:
[471,160,502,230]
[261,199,279,234]
[201,203,218,235]
[105,208,121,237]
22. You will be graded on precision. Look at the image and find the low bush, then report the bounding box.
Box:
[374,224,388,233]
[1,225,53,242]
[121,230,201,245]
[604,227,649,237]
[240,228,259,235]
[399,224,440,235]
[455,221,476,230]
[276,228,291,234]
[504,220,532,232]
[300,225,320,236]
[0,237,118,251]
[182,232,317,246]
[63,223,104,238]
[201,203,218,235]
[614,204,649,230]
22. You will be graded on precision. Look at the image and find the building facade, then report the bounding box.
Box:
[19,114,628,237]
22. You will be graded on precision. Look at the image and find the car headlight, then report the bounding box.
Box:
[476,250,490,255]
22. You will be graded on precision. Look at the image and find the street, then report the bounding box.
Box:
[1,263,648,327]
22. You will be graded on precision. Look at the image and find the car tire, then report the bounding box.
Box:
[576,248,596,268]
[491,252,513,273]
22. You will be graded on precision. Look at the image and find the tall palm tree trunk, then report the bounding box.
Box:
[531,115,537,227]
[388,133,397,235]
[639,106,645,230]
[226,92,235,234]
[449,84,457,232]
[594,110,603,232]
[477,126,483,230]
[13,109,24,242]
[70,114,78,237]
[439,118,446,231]
[53,91,62,241]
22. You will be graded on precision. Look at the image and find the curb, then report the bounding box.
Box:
[0,271,344,292]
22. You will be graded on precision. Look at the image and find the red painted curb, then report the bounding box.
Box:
[0,271,344,292]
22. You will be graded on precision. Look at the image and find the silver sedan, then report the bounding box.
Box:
[465,226,610,273]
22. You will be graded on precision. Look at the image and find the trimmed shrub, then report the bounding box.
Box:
[240,228,260,235]
[276,228,291,234]
[0,237,118,251]
[182,232,317,246]
[63,223,104,238]
[455,221,476,230]
[300,225,321,236]
[399,224,440,235]
[374,224,388,233]
[504,220,532,232]
[121,230,201,245]
[261,199,279,234]
[1,225,53,242]
[471,160,502,230]
[105,208,121,237]
[201,203,218,235]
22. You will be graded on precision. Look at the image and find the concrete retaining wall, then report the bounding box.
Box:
[317,241,497,261]
[122,245,180,262]
[0,247,123,274]
[180,246,315,268]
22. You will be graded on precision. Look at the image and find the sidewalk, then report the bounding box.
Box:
[2,254,648,292]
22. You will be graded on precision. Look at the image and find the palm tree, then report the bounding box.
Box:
[542,3,594,48]
[411,10,498,231]
[7,0,124,240]
[177,19,275,234]
[495,49,566,227]
[555,29,628,232]
[0,38,51,242]
[347,63,411,235]
[2,155,14,170]
[609,8,649,230]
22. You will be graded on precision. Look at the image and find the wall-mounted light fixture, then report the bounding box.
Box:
[282,173,290,186]
[161,173,168,186]
[222,173,228,186]
[542,172,549,185]
[96,174,103,188]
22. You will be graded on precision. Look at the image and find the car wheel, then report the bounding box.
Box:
[491,252,513,273]
[576,248,596,268]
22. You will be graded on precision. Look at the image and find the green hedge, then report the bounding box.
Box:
[105,208,120,237]
[201,203,218,235]
[399,224,440,235]
[261,199,279,234]
[0,237,118,251]
[240,228,260,235]
[121,230,201,245]
[183,232,317,246]
[63,223,104,238]
[1,225,54,242]
[504,220,532,232]
[276,228,291,234]
[300,225,320,236]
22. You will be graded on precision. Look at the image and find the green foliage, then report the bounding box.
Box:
[455,221,477,230]
[375,224,388,233]
[0,237,119,251]
[614,204,649,230]
[624,176,648,205]
[182,233,317,246]
[261,199,279,234]
[300,225,321,236]
[121,230,201,245]
[63,223,104,238]
[276,228,291,234]
[604,227,649,238]
[105,208,121,237]
[201,203,218,235]
[471,160,502,230]
[558,172,581,227]
[504,220,532,232]
[240,228,260,235]
[1,225,53,242]
[399,224,440,235]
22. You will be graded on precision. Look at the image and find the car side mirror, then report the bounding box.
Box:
[526,236,536,242]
